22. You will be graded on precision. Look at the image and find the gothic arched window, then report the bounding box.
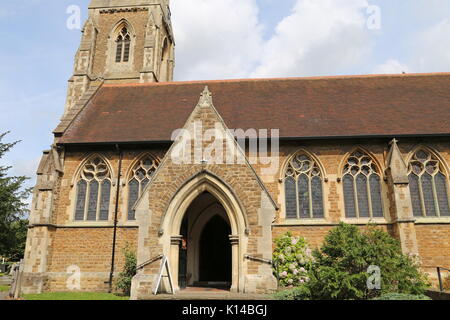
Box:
[408,149,450,217]
[127,156,159,220]
[75,157,112,221]
[115,27,131,63]
[342,150,384,219]
[284,153,324,219]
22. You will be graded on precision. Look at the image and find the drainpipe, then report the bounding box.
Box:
[107,144,123,293]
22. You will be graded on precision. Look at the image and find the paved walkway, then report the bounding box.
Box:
[144,287,273,300]
[0,292,9,300]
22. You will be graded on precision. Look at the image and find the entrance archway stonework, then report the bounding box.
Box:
[130,87,278,300]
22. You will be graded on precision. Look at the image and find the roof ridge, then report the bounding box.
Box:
[102,72,450,88]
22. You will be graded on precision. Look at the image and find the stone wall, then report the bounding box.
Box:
[46,227,138,292]
[23,136,450,294]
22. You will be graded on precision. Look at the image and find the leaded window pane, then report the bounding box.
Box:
[409,174,423,217]
[408,149,450,217]
[285,176,297,219]
[128,179,139,220]
[115,27,131,63]
[123,40,130,62]
[142,178,149,191]
[87,180,99,221]
[370,175,383,218]
[284,153,324,219]
[99,180,111,221]
[435,173,450,216]
[342,151,383,218]
[343,175,356,218]
[356,174,370,218]
[75,157,111,221]
[115,41,123,63]
[298,174,310,218]
[75,180,87,221]
[311,176,324,218]
[422,173,437,216]
[128,156,159,220]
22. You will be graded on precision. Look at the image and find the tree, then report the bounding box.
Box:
[0,132,31,260]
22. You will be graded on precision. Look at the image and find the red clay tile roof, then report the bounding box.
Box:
[59,73,450,144]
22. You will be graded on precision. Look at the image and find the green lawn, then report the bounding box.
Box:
[0,285,9,292]
[23,292,129,300]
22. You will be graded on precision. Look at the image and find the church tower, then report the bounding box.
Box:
[65,0,175,113]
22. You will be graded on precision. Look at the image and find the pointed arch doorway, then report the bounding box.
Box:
[161,172,248,293]
[178,192,232,290]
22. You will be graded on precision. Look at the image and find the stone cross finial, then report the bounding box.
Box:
[198,86,213,107]
[389,138,399,146]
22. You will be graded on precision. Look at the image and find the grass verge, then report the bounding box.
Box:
[0,285,9,292]
[23,292,129,300]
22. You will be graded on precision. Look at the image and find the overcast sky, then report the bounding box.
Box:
[1,0,450,195]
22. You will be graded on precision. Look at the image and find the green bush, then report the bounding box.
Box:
[273,286,311,300]
[272,223,430,300]
[272,232,313,287]
[307,223,430,300]
[115,245,137,296]
[373,293,431,300]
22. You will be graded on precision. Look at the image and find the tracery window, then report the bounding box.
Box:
[284,153,324,219]
[75,157,112,221]
[115,27,131,63]
[342,151,384,219]
[128,156,159,220]
[408,149,450,217]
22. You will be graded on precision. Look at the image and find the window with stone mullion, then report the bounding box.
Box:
[408,149,450,217]
[284,153,324,219]
[127,157,159,220]
[342,151,384,219]
[74,157,111,221]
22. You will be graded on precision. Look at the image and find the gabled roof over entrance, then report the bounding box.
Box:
[58,73,450,144]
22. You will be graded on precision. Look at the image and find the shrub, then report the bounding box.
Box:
[273,286,311,300]
[272,232,313,287]
[444,273,450,291]
[307,223,429,300]
[115,245,137,296]
[373,293,431,300]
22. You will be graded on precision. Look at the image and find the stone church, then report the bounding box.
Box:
[23,0,450,299]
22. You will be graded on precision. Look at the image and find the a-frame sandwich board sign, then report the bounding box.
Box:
[152,255,175,295]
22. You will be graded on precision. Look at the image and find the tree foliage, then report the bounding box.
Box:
[0,132,31,260]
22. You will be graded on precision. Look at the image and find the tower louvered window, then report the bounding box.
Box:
[128,156,159,220]
[284,153,324,219]
[75,157,111,221]
[342,151,384,218]
[115,27,131,63]
[408,149,450,217]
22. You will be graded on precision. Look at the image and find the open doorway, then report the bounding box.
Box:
[178,192,232,290]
